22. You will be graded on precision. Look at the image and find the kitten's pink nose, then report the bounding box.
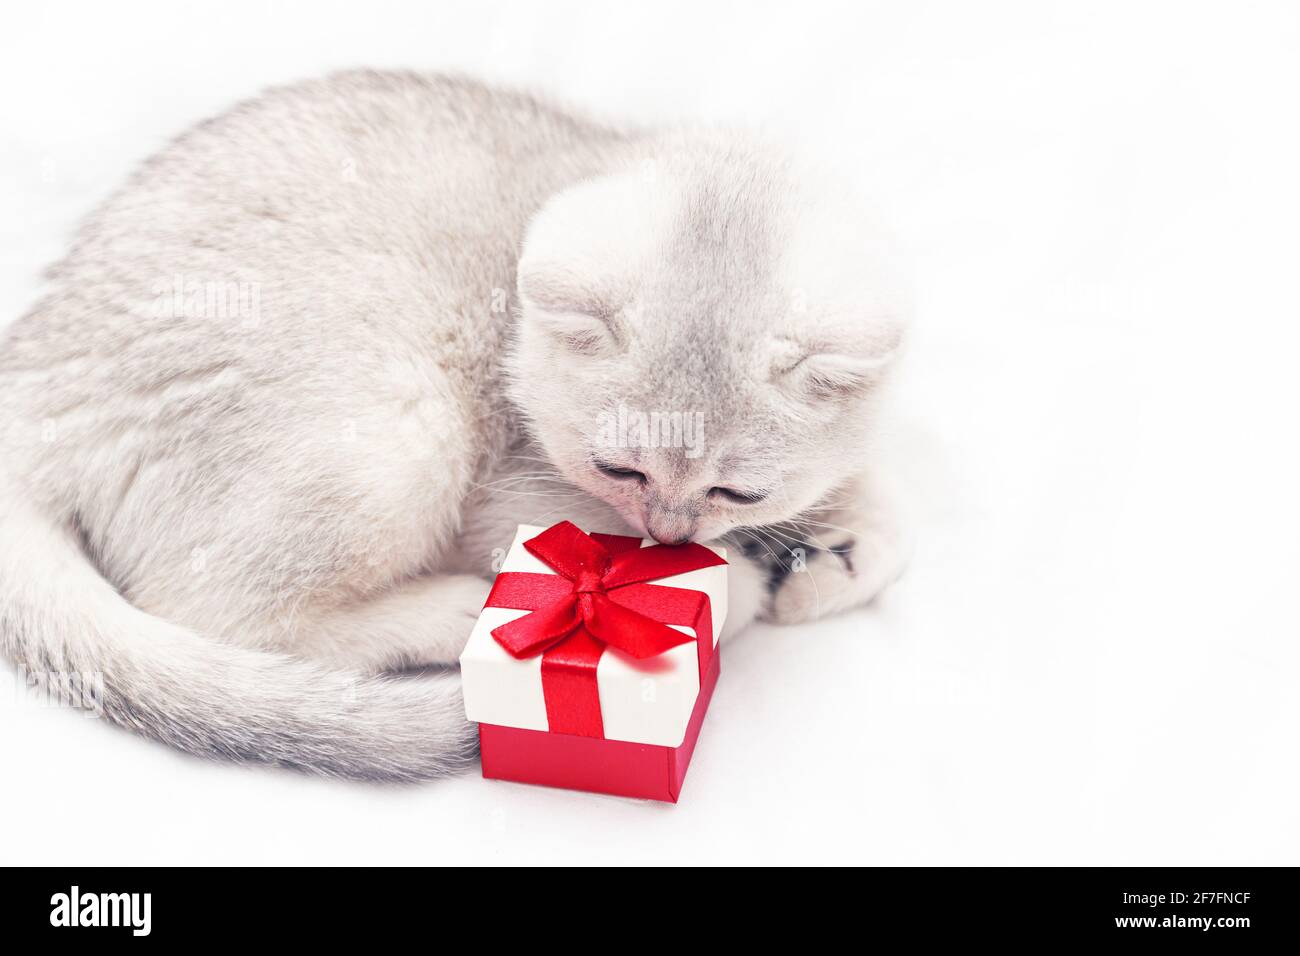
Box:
[651,531,692,546]
[645,512,696,546]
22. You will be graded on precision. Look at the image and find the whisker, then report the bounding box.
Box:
[765,524,833,553]
[733,527,784,567]
[790,517,859,538]
[471,489,587,499]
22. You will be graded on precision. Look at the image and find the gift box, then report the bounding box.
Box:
[460,521,729,802]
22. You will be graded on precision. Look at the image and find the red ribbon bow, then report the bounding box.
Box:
[485,521,727,738]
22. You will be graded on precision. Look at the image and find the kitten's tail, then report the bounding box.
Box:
[0,485,476,781]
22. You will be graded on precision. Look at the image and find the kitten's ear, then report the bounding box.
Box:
[518,265,621,356]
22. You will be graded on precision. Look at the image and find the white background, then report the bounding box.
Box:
[2,1,1298,865]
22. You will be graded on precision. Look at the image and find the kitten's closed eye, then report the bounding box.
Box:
[595,462,646,483]
[710,487,769,504]
[777,351,892,397]
[770,330,902,398]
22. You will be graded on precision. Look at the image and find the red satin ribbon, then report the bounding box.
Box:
[484,521,727,738]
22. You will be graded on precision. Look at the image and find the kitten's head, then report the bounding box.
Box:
[508,135,907,544]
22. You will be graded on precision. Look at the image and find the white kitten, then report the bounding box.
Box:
[0,72,909,779]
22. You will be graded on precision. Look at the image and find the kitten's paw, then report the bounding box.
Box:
[301,573,492,673]
[408,573,493,663]
[761,524,909,625]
